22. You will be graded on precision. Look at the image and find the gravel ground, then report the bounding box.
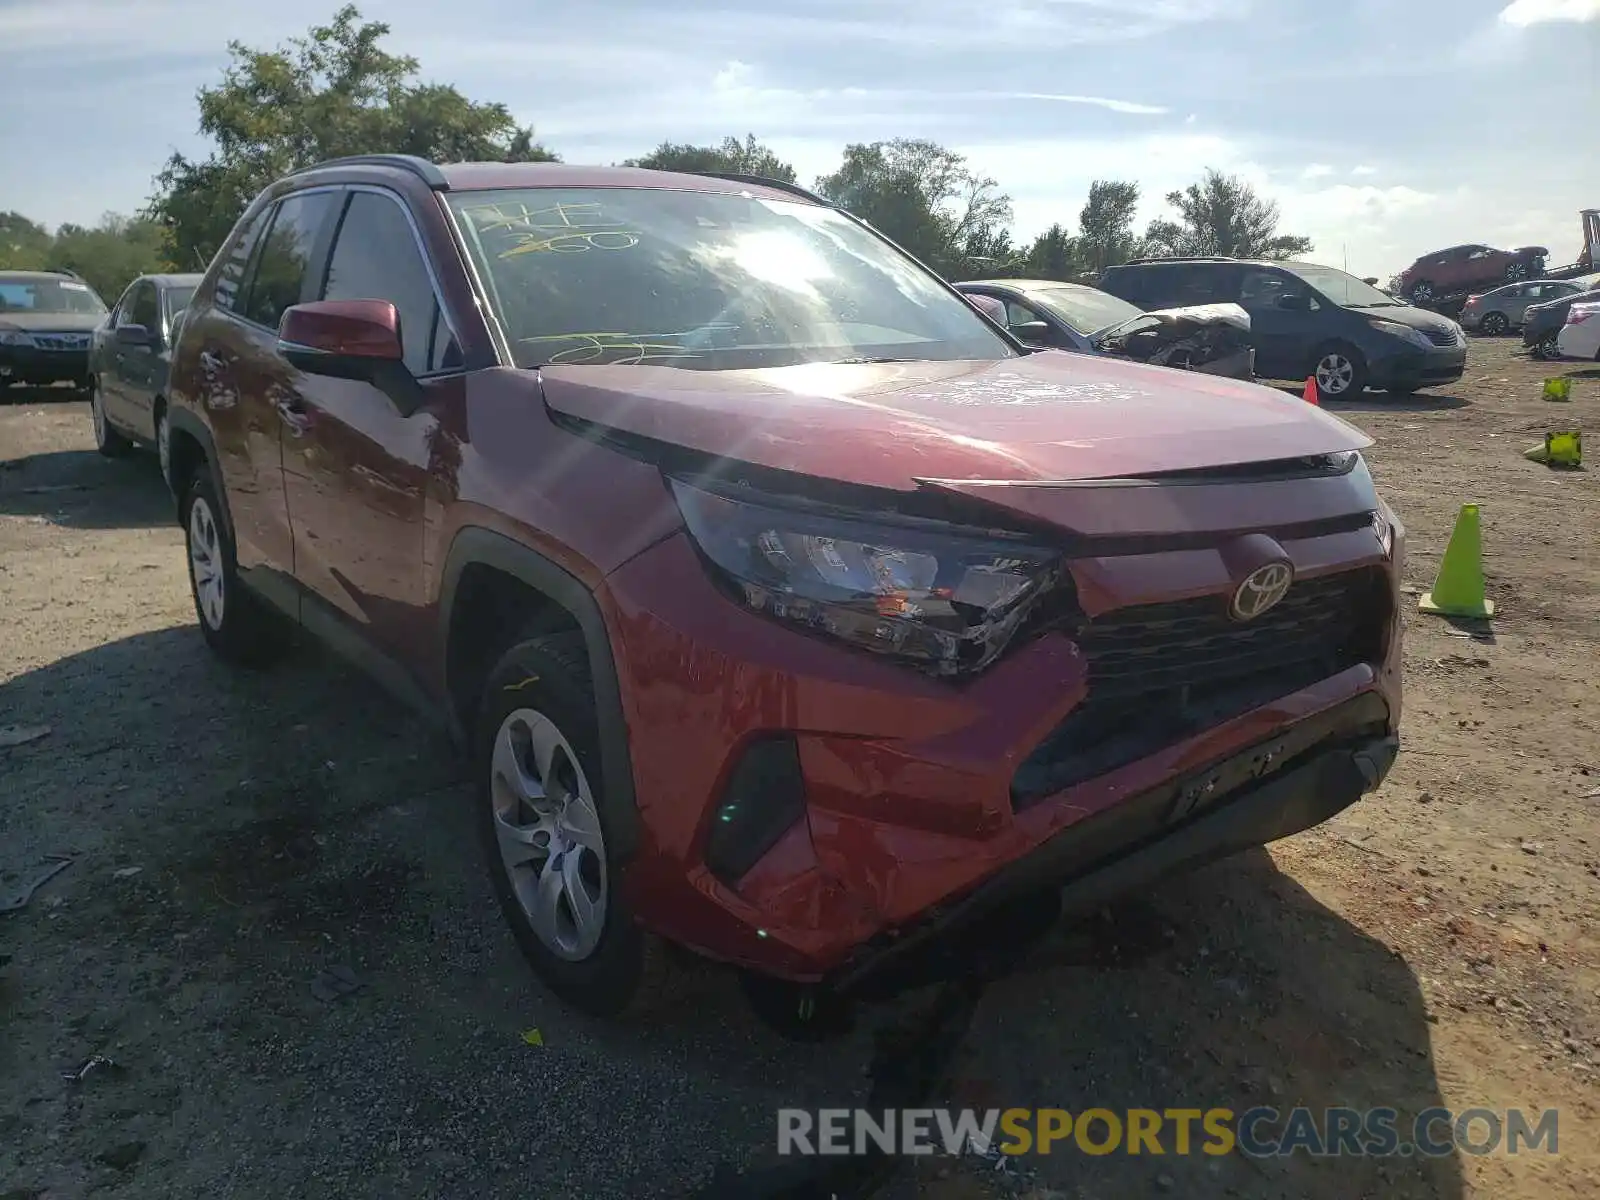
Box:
[2,338,1598,1199]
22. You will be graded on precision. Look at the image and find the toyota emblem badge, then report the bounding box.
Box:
[1229,561,1293,622]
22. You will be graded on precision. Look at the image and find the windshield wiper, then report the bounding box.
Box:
[826,356,920,365]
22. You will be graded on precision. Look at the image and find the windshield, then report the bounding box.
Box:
[1029,286,1143,334]
[0,277,108,316]
[1280,264,1401,309]
[448,188,1016,370]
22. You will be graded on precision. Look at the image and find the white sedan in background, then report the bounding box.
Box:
[1556,301,1600,360]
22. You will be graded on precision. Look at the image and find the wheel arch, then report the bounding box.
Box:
[163,407,229,533]
[439,528,640,859]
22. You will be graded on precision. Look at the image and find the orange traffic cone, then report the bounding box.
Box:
[1302,376,1320,407]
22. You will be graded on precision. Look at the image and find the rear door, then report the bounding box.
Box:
[279,186,464,668]
[184,190,340,588]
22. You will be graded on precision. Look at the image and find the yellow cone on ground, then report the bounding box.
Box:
[1419,503,1494,619]
[1543,377,1572,403]
[1548,430,1582,467]
[1524,431,1583,467]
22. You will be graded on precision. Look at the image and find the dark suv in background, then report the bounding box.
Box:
[1099,257,1467,401]
[165,156,1404,1030]
[0,269,109,393]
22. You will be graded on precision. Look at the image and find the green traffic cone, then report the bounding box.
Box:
[1419,503,1494,619]
[1543,378,1572,403]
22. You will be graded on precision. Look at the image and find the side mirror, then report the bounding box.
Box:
[116,323,154,347]
[1275,293,1310,312]
[277,300,422,414]
[1010,320,1054,344]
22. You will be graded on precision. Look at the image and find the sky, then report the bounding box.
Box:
[1,0,1596,279]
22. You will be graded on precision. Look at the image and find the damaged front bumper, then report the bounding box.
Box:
[1093,301,1255,380]
[827,692,1397,1002]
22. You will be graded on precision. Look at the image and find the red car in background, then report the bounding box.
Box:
[1396,243,1549,305]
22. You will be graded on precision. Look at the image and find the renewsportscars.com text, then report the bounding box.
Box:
[777,1106,1559,1158]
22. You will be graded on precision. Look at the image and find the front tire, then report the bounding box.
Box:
[90,378,130,458]
[181,469,285,667]
[1312,345,1368,401]
[1409,281,1436,304]
[476,631,665,1018]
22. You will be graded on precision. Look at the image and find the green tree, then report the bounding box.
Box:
[1077,179,1141,274]
[45,214,172,300]
[815,138,1013,278]
[1141,168,1313,260]
[147,4,557,270]
[0,213,54,271]
[624,134,796,183]
[1023,223,1081,279]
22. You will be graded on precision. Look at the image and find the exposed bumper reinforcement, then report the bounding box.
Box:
[831,698,1397,1001]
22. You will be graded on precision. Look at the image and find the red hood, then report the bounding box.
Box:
[535,352,1369,490]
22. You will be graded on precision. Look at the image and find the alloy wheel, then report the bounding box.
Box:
[1315,352,1356,397]
[489,708,608,961]
[188,495,226,631]
[1482,312,1508,336]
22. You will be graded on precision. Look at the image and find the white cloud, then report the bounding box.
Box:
[1351,165,1378,177]
[1301,164,1335,181]
[1499,0,1600,25]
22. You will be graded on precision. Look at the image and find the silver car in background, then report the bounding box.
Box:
[1459,279,1587,335]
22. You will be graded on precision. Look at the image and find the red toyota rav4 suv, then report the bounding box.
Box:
[165,156,1404,1027]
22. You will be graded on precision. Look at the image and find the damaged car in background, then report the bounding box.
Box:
[955,278,1255,380]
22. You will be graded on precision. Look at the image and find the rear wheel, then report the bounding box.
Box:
[476,631,667,1018]
[181,469,286,666]
[1534,333,1560,360]
[1481,311,1509,336]
[1506,259,1531,282]
[1408,281,1436,304]
[1312,346,1367,401]
[90,378,130,457]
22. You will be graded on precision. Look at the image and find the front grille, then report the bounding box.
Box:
[1423,327,1460,348]
[1012,567,1390,806]
[32,333,90,352]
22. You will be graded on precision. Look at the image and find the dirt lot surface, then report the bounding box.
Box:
[2,340,1598,1199]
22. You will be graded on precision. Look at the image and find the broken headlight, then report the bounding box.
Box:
[670,478,1059,677]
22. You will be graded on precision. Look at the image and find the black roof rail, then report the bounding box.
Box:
[288,154,449,190]
[1116,255,1240,266]
[688,171,835,207]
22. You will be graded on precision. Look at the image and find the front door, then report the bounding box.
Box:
[280,188,464,669]
[1236,268,1324,380]
[116,280,164,437]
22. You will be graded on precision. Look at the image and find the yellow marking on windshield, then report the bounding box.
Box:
[459,201,642,259]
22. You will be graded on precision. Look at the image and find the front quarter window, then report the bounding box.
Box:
[447,187,1014,370]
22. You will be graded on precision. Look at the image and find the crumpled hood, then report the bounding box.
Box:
[0,312,105,334]
[1095,301,1252,342]
[536,352,1370,490]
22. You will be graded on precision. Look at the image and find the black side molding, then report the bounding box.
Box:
[438,528,641,859]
